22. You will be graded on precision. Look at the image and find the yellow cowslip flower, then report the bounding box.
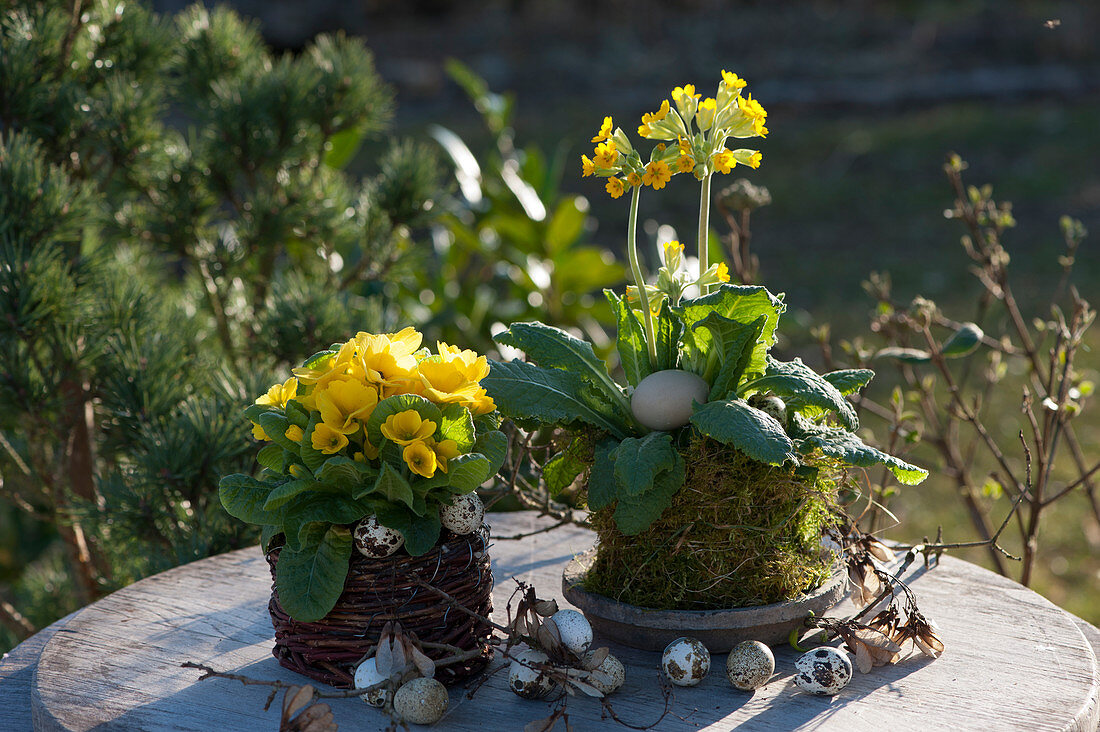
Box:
[748,151,763,169]
[716,262,731,283]
[591,116,613,143]
[312,422,349,455]
[637,124,651,138]
[593,141,618,169]
[381,409,437,445]
[431,438,461,474]
[721,70,748,90]
[284,425,305,442]
[663,241,684,271]
[672,84,699,102]
[606,177,625,199]
[641,99,670,125]
[676,155,695,173]
[252,422,269,441]
[581,155,596,177]
[642,160,672,190]
[697,97,717,131]
[256,377,298,409]
[626,171,642,187]
[403,440,438,478]
[740,94,767,121]
[712,149,736,174]
[317,378,378,434]
[678,137,692,155]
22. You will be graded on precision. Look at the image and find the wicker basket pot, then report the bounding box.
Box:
[266,525,494,688]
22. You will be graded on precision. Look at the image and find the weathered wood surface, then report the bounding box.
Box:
[4,511,1097,731]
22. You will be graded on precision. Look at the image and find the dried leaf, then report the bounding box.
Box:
[853,640,874,673]
[282,685,314,718]
[534,599,559,617]
[408,641,436,679]
[915,632,945,658]
[867,538,896,563]
[524,715,558,732]
[391,634,408,674]
[537,618,563,653]
[566,678,605,698]
[584,646,609,671]
[293,703,336,732]
[376,624,394,677]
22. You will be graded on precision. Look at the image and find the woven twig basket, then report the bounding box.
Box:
[266,525,494,688]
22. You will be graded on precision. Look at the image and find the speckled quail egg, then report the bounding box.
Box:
[392,677,448,725]
[508,648,558,699]
[661,637,710,687]
[725,640,774,691]
[583,650,625,695]
[353,657,391,707]
[794,647,853,696]
[549,609,592,656]
[439,492,484,535]
[353,515,404,558]
[630,370,710,431]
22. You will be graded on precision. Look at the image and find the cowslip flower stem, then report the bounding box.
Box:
[626,184,659,369]
[697,173,713,294]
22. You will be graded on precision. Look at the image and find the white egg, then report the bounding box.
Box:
[508,648,558,699]
[583,650,625,695]
[353,515,404,558]
[353,657,391,708]
[725,640,774,691]
[630,369,710,431]
[439,492,484,535]
[794,647,853,696]
[661,637,710,687]
[392,677,448,725]
[550,609,592,656]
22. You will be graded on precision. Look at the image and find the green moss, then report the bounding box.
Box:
[584,437,840,610]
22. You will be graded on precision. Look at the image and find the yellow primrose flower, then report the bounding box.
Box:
[317,378,378,434]
[255,377,298,408]
[431,438,461,474]
[581,154,596,177]
[642,160,672,190]
[252,422,269,441]
[626,171,642,187]
[593,141,618,169]
[716,262,731,283]
[697,97,717,131]
[381,409,437,445]
[606,177,625,199]
[676,155,695,173]
[721,70,748,90]
[284,425,305,442]
[403,440,438,478]
[312,422,349,455]
[712,149,736,174]
[436,343,491,383]
[641,99,670,125]
[591,116,613,143]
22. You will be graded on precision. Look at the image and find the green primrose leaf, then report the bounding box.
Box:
[263,479,318,511]
[375,503,441,556]
[823,369,875,396]
[473,430,508,478]
[437,403,476,452]
[446,453,491,494]
[219,473,283,526]
[611,432,679,497]
[689,398,795,465]
[256,443,285,472]
[740,357,859,430]
[612,455,685,535]
[606,290,651,386]
[789,415,928,485]
[274,524,352,622]
[585,439,620,511]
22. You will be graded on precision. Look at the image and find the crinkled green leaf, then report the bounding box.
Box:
[612,454,685,535]
[447,453,491,494]
[823,369,875,396]
[274,524,352,622]
[653,299,683,373]
[790,416,928,485]
[438,402,476,452]
[698,313,767,400]
[585,439,619,511]
[256,443,285,473]
[260,524,280,552]
[219,473,283,525]
[689,398,795,465]
[258,412,298,452]
[611,432,679,498]
[282,494,369,551]
[375,503,441,556]
[284,399,310,428]
[263,479,319,511]
[741,357,859,430]
[494,322,632,424]
[484,359,630,439]
[673,285,783,378]
[366,394,443,448]
[544,436,590,497]
[606,290,651,387]
[473,430,508,478]
[317,455,377,488]
[300,413,327,473]
[366,462,416,510]
[942,322,984,358]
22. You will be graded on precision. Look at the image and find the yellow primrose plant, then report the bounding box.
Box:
[485,73,927,609]
[219,328,506,621]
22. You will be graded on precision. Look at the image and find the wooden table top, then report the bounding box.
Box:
[3,511,1099,731]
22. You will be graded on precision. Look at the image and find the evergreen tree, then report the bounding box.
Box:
[0,0,441,651]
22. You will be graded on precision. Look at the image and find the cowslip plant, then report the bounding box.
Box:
[484,73,927,538]
[219,329,506,621]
